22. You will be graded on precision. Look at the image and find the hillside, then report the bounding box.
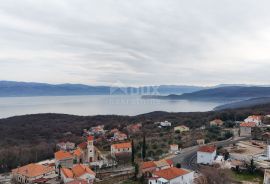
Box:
[1,103,270,172]
[0,81,204,97]
[214,97,270,110]
[142,86,270,101]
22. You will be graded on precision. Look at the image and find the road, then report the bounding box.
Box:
[171,136,251,171]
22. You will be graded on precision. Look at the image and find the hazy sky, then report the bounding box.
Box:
[1,0,270,86]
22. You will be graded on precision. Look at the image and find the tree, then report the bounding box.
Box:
[224,151,230,161]
[198,166,235,184]
[142,135,146,160]
[247,159,256,174]
[134,163,139,178]
[175,130,180,134]
[131,139,135,164]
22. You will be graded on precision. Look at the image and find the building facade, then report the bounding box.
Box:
[12,163,55,184]
[174,125,189,133]
[55,151,74,173]
[111,142,132,157]
[197,145,216,165]
[61,164,96,184]
[240,122,256,137]
[148,167,194,184]
[244,115,262,126]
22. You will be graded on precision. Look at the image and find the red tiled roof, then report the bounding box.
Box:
[112,142,131,149]
[12,163,54,178]
[240,122,256,127]
[54,151,73,160]
[72,164,95,177]
[73,148,82,157]
[87,136,94,141]
[153,167,190,180]
[198,145,216,153]
[166,159,173,166]
[78,142,87,149]
[61,168,74,178]
[142,161,157,169]
[247,115,262,120]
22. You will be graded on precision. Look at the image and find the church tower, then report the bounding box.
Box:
[87,136,95,163]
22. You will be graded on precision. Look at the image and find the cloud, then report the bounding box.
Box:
[0,0,270,86]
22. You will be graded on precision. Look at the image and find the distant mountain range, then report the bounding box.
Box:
[0,81,206,97]
[142,86,270,101]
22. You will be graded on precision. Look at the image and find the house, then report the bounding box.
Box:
[160,121,172,127]
[61,164,96,184]
[141,159,173,177]
[111,142,132,157]
[148,167,194,184]
[113,131,128,141]
[89,125,105,135]
[174,125,189,133]
[127,123,142,134]
[210,119,224,126]
[57,142,75,151]
[170,144,179,153]
[12,163,55,184]
[55,151,73,173]
[240,122,256,137]
[197,145,216,165]
[264,169,270,184]
[245,115,263,126]
[110,128,119,134]
[197,139,205,145]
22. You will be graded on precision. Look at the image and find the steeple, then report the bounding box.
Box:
[87,136,95,163]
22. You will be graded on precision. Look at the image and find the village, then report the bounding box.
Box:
[2,114,270,184]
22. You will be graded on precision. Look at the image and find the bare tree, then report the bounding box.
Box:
[197,166,235,184]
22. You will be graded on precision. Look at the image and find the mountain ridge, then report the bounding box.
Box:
[142,86,270,101]
[0,80,206,97]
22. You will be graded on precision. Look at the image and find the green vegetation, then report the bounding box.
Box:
[142,135,146,161]
[232,171,263,184]
[1,103,270,172]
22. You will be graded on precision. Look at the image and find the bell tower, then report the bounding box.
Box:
[87,136,95,163]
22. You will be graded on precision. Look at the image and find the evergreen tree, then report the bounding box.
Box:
[142,135,146,160]
[131,139,135,164]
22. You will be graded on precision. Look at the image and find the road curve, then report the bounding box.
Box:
[171,137,250,170]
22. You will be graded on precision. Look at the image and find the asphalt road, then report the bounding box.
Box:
[171,137,251,171]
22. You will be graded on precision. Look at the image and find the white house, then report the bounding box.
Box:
[12,163,55,184]
[160,121,172,127]
[197,145,216,165]
[111,142,132,157]
[244,115,263,126]
[170,144,179,153]
[113,131,128,141]
[148,167,194,184]
[54,150,74,173]
[210,119,224,127]
[174,125,189,133]
[239,122,256,137]
[61,164,96,184]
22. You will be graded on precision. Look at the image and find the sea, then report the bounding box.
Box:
[0,95,224,118]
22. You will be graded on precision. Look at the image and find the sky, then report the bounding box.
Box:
[1,0,270,86]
